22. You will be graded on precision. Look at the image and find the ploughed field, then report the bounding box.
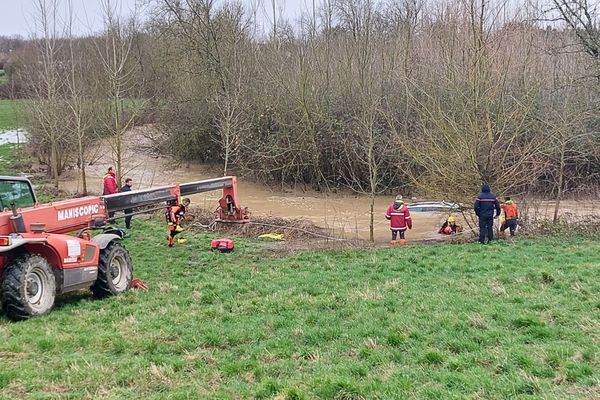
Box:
[1,220,599,399]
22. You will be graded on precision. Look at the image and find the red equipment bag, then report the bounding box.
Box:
[131,278,148,290]
[211,238,234,253]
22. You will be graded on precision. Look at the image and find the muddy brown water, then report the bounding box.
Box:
[55,127,598,244]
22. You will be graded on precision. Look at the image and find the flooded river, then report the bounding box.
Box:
[56,128,598,243]
[0,129,27,145]
[56,129,459,243]
[60,162,455,242]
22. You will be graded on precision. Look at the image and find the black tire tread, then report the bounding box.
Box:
[1,255,56,321]
[91,242,132,298]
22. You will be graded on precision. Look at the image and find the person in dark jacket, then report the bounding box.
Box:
[474,183,501,244]
[121,178,133,229]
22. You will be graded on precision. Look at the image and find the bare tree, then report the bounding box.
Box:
[63,0,99,195]
[140,0,600,206]
[543,96,596,222]
[22,0,68,188]
[549,0,600,66]
[215,73,247,176]
[393,0,550,203]
[95,0,144,187]
[333,0,398,241]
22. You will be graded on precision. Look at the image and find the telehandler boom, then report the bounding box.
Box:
[0,175,248,320]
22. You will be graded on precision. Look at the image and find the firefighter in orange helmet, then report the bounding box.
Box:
[166,198,191,247]
[438,216,463,235]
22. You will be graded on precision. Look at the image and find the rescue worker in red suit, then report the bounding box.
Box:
[385,195,412,246]
[103,167,118,218]
[438,216,462,235]
[166,198,191,247]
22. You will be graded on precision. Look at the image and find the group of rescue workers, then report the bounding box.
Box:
[106,165,519,247]
[102,166,191,247]
[386,183,519,246]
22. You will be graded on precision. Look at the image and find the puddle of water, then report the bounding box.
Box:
[0,129,28,145]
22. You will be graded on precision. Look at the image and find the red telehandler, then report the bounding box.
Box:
[0,175,248,320]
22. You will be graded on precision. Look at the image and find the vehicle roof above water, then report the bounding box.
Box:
[0,176,32,183]
[407,201,461,212]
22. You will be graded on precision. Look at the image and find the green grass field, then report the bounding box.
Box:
[0,220,599,399]
[0,142,598,399]
[0,100,21,131]
[0,144,19,175]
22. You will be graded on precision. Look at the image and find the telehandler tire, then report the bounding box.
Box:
[91,242,132,298]
[1,255,56,321]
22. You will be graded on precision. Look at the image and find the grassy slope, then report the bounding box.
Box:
[0,140,598,399]
[0,144,18,175]
[0,219,599,399]
[0,100,20,131]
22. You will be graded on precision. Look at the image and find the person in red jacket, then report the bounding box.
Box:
[103,167,118,195]
[385,195,412,246]
[102,167,118,218]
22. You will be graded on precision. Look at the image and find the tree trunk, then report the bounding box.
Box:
[51,141,59,188]
[81,162,87,195]
[77,114,88,195]
[79,139,87,195]
[115,97,123,188]
[370,193,375,242]
[223,144,229,176]
[553,144,566,224]
[368,124,376,243]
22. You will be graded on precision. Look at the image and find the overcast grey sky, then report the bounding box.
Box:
[0,0,311,37]
[0,0,138,36]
